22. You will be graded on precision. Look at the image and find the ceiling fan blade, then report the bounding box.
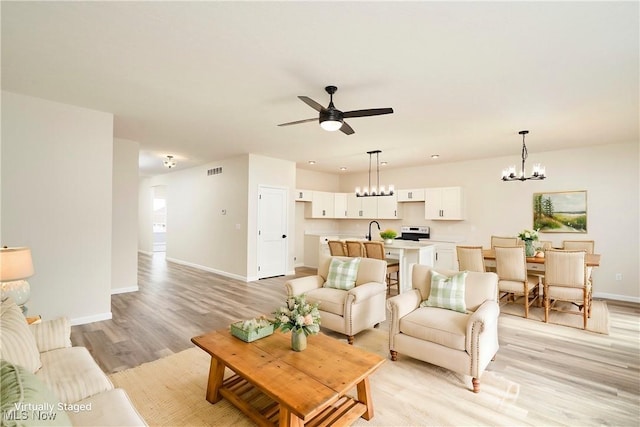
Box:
[340,121,355,135]
[342,108,394,118]
[298,96,325,112]
[277,118,317,127]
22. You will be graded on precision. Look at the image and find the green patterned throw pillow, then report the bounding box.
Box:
[324,257,361,290]
[421,270,468,313]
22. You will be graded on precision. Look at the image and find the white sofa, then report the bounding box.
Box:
[0,297,146,426]
[285,256,387,344]
[387,265,500,393]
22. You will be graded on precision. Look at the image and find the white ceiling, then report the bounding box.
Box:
[2,1,638,176]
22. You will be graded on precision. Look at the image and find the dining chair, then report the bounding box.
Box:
[362,241,400,295]
[562,240,595,287]
[544,249,591,329]
[345,240,366,257]
[494,246,540,318]
[456,246,485,272]
[562,240,595,254]
[537,240,553,250]
[327,240,347,256]
[491,236,519,248]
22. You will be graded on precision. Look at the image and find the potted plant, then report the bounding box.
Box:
[273,295,321,351]
[380,229,398,244]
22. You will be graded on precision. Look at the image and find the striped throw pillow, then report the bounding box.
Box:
[0,298,42,373]
[421,270,468,313]
[324,258,361,290]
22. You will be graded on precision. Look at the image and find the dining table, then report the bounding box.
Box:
[482,249,601,274]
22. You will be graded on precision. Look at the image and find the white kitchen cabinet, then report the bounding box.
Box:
[377,194,402,219]
[397,188,425,202]
[334,193,348,218]
[305,191,335,218]
[346,193,377,218]
[432,242,457,270]
[425,187,464,220]
[294,189,312,202]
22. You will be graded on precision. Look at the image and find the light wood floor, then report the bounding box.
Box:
[71,252,640,424]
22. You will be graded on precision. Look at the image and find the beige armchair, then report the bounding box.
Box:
[387,265,500,393]
[285,256,387,345]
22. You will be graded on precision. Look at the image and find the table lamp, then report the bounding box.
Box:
[0,247,34,314]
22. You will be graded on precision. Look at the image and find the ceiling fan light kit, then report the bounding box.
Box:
[501,130,546,181]
[278,85,393,135]
[355,150,394,197]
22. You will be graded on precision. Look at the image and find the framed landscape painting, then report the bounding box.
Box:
[533,191,587,233]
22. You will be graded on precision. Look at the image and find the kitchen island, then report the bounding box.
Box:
[382,240,435,293]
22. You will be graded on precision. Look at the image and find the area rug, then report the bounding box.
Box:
[499,298,609,334]
[110,327,524,426]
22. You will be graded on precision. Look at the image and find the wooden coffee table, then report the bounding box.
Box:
[191,329,385,426]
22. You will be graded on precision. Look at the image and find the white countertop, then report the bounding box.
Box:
[384,240,435,250]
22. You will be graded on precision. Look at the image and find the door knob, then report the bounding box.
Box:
[282,234,287,238]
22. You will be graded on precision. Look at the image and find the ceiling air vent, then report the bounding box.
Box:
[207,167,223,176]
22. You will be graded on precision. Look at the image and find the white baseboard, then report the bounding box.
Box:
[594,292,640,303]
[138,250,153,256]
[111,285,139,295]
[166,257,249,282]
[70,312,112,326]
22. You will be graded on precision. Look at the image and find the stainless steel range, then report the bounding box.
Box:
[396,226,430,241]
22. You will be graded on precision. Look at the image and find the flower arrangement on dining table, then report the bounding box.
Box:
[517,229,539,256]
[273,295,321,336]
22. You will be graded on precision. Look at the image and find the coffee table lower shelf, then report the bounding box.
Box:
[220,374,367,427]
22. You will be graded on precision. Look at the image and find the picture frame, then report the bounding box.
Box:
[533,190,587,233]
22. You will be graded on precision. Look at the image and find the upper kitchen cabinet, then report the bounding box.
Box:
[334,193,348,218]
[346,193,377,218]
[377,194,403,219]
[397,188,425,202]
[305,191,335,218]
[346,193,401,219]
[424,187,464,220]
[294,189,312,201]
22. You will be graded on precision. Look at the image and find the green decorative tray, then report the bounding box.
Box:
[230,321,274,342]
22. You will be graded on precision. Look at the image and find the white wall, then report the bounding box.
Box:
[1,92,114,322]
[138,177,154,254]
[112,138,139,294]
[331,141,639,301]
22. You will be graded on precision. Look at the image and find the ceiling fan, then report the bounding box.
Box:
[277,85,393,135]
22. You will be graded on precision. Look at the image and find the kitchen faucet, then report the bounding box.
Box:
[367,220,381,241]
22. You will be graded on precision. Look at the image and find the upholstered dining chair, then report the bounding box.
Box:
[456,246,485,272]
[345,240,366,257]
[327,240,347,256]
[562,240,595,253]
[544,249,591,329]
[537,240,553,250]
[562,240,595,287]
[491,236,519,248]
[495,246,540,318]
[363,241,400,295]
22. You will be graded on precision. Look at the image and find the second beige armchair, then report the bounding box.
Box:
[387,265,500,393]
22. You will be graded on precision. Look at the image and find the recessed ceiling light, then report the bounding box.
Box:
[308,160,316,165]
[380,161,388,166]
[431,154,440,159]
[339,167,347,171]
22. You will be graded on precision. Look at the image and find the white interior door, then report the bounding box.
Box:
[257,185,288,279]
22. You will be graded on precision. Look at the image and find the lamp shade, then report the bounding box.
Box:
[0,247,34,281]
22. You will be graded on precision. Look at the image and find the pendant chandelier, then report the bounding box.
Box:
[163,155,177,169]
[501,130,546,181]
[355,150,394,197]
